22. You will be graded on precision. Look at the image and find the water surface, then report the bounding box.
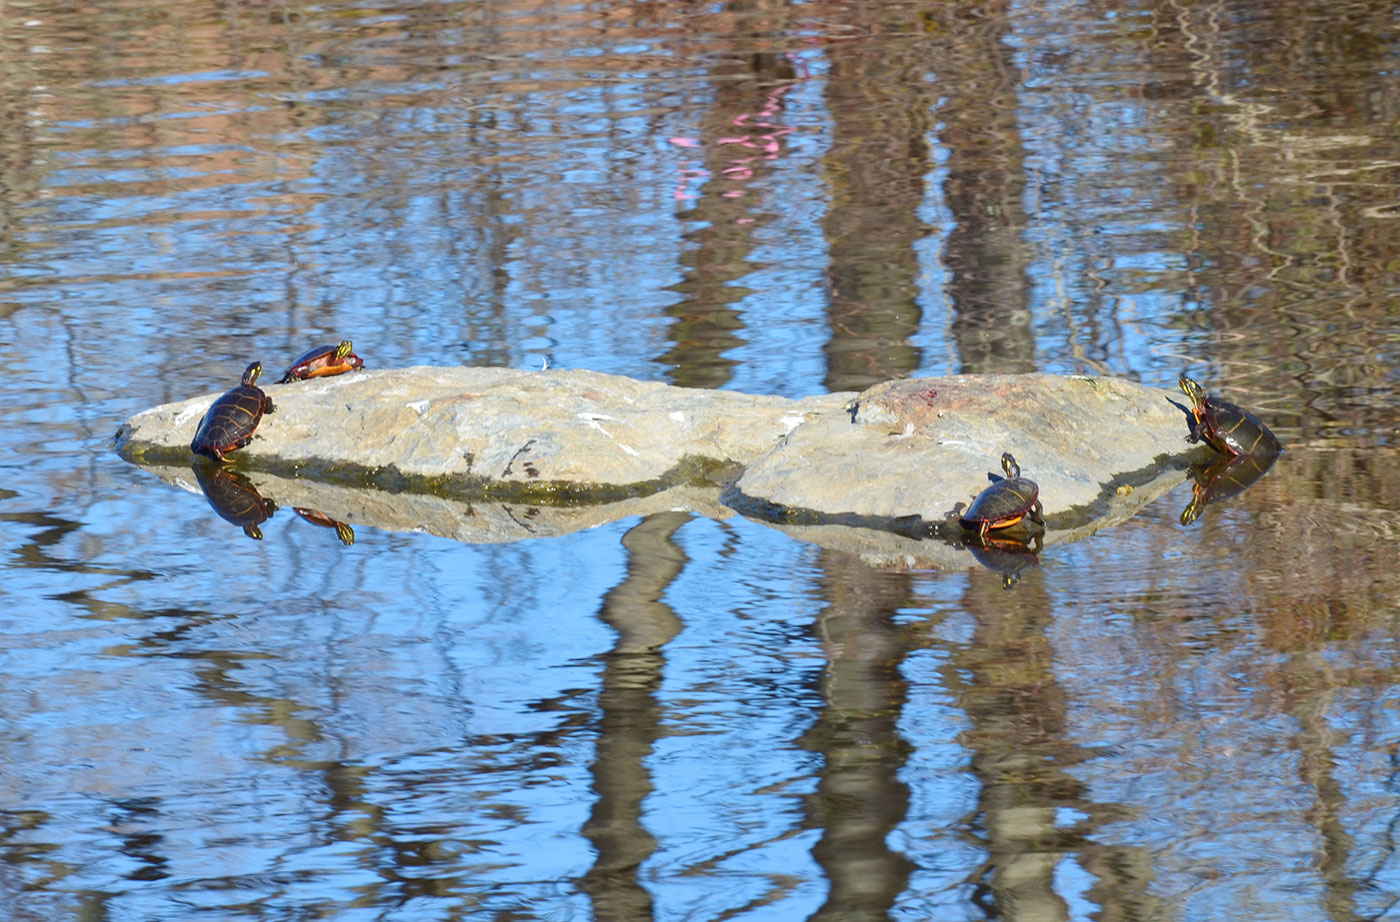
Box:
[3,0,1400,919]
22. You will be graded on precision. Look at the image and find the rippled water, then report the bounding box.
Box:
[4,0,1400,919]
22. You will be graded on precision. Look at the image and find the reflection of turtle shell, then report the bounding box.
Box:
[959,452,1045,538]
[293,507,355,546]
[1179,375,1281,458]
[191,362,275,462]
[1180,449,1278,526]
[966,533,1041,589]
[193,460,276,540]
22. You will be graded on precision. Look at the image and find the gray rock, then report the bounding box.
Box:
[734,373,1202,531]
[117,367,1219,543]
[116,366,849,498]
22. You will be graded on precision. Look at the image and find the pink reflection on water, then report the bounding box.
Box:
[667,56,807,207]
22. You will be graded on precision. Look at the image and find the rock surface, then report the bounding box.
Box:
[116,366,1212,541]
[735,373,1198,531]
[117,366,848,497]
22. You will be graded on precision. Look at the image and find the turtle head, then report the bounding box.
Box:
[1179,375,1206,409]
[242,361,263,386]
[1000,452,1020,478]
[1180,493,1206,526]
[334,340,353,360]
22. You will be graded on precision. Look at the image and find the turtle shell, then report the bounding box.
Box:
[279,340,364,383]
[191,362,275,462]
[1180,375,1281,458]
[1193,396,1280,457]
[959,453,1044,536]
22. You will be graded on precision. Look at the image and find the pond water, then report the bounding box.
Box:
[3,0,1400,919]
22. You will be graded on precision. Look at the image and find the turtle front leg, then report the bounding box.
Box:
[263,397,276,415]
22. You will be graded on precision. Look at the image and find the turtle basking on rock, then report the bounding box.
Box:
[1179,375,1280,458]
[959,452,1045,539]
[279,340,364,383]
[190,362,275,462]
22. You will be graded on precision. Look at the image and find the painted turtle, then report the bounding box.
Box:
[294,507,355,546]
[959,452,1045,538]
[192,459,276,540]
[279,340,364,383]
[1179,449,1278,526]
[191,361,275,462]
[1179,375,1281,458]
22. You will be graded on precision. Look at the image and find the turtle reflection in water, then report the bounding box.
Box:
[294,508,355,546]
[192,460,276,540]
[966,532,1042,590]
[1180,450,1278,526]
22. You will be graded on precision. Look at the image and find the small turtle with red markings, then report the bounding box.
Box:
[279,340,364,384]
[959,452,1045,539]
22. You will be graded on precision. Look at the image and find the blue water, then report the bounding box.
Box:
[4,0,1400,919]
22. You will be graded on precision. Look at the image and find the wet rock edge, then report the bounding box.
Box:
[115,432,744,507]
[725,448,1209,543]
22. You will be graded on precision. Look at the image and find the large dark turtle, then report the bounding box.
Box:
[1179,375,1281,458]
[279,340,364,383]
[959,452,1045,539]
[1179,449,1278,526]
[191,362,275,462]
[192,459,276,540]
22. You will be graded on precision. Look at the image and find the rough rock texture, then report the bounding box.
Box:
[117,367,1213,541]
[735,373,1199,528]
[116,366,849,494]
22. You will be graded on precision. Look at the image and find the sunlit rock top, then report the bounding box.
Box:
[117,366,851,496]
[737,373,1195,525]
[115,366,1206,537]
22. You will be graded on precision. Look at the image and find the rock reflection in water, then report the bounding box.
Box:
[1180,450,1279,526]
[191,460,276,540]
